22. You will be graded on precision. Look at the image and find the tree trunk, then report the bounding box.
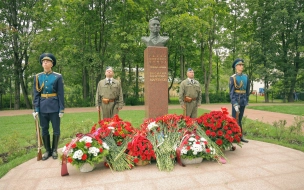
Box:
[21,53,31,109]
[20,73,31,109]
[135,64,139,98]
[82,67,89,100]
[200,40,206,103]
[180,46,184,80]
[216,49,219,93]
[14,69,20,110]
[121,54,126,98]
[168,51,177,103]
[205,43,213,104]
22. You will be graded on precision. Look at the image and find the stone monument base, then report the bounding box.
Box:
[144,47,168,119]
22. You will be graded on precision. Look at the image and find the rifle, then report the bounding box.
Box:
[236,111,240,126]
[98,105,101,121]
[98,95,101,121]
[34,115,43,161]
[183,105,186,116]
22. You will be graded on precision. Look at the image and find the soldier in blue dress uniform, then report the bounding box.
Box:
[33,53,65,160]
[229,58,249,143]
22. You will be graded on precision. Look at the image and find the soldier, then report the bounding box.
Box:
[95,66,124,119]
[32,53,65,160]
[229,58,250,143]
[179,68,202,118]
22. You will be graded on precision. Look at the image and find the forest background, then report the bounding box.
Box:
[0,0,303,110]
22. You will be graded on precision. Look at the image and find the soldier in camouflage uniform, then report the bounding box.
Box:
[178,68,202,118]
[229,58,250,143]
[95,67,124,119]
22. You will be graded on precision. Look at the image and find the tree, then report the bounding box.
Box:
[0,0,45,109]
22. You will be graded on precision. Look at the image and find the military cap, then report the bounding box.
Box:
[106,66,113,71]
[39,53,56,67]
[232,58,244,68]
[187,68,193,72]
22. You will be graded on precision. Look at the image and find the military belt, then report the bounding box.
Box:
[102,98,115,104]
[41,93,57,98]
[184,96,197,103]
[235,90,246,94]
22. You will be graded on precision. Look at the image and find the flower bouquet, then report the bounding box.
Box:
[196,107,242,151]
[98,115,135,146]
[175,117,224,165]
[142,114,182,171]
[127,131,156,166]
[61,133,109,172]
[93,116,135,171]
[103,135,134,171]
[177,133,210,165]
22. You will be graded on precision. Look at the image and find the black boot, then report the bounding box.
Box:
[42,135,52,160]
[240,125,249,143]
[52,135,60,159]
[241,136,249,143]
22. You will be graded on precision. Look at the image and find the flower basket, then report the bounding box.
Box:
[181,157,203,165]
[176,133,210,166]
[79,163,96,172]
[61,133,109,171]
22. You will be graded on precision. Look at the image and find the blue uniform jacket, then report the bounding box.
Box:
[229,73,250,107]
[33,71,64,113]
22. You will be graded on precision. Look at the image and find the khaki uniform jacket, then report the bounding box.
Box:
[178,79,202,106]
[95,78,124,108]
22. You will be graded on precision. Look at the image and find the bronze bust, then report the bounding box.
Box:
[141,17,169,47]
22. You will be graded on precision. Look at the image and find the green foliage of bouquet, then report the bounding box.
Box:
[142,115,185,171]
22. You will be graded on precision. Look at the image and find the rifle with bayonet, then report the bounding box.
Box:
[34,115,43,161]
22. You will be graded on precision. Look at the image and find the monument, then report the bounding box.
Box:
[142,17,169,119]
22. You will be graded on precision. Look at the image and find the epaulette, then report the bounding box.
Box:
[53,72,62,76]
[36,72,44,77]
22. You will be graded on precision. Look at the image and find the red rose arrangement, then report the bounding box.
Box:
[196,107,242,150]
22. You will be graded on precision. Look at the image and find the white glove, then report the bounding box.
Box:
[32,112,38,119]
[234,105,239,112]
[59,113,64,118]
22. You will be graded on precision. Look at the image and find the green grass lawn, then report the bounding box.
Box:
[248,94,286,103]
[247,105,304,116]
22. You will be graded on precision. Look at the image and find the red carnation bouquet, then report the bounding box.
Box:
[196,107,242,150]
[127,131,156,165]
[98,115,135,146]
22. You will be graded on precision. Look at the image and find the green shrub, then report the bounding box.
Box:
[124,96,144,106]
[201,92,230,103]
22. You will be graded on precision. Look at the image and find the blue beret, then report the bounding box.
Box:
[187,68,193,71]
[232,58,244,68]
[39,53,56,67]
